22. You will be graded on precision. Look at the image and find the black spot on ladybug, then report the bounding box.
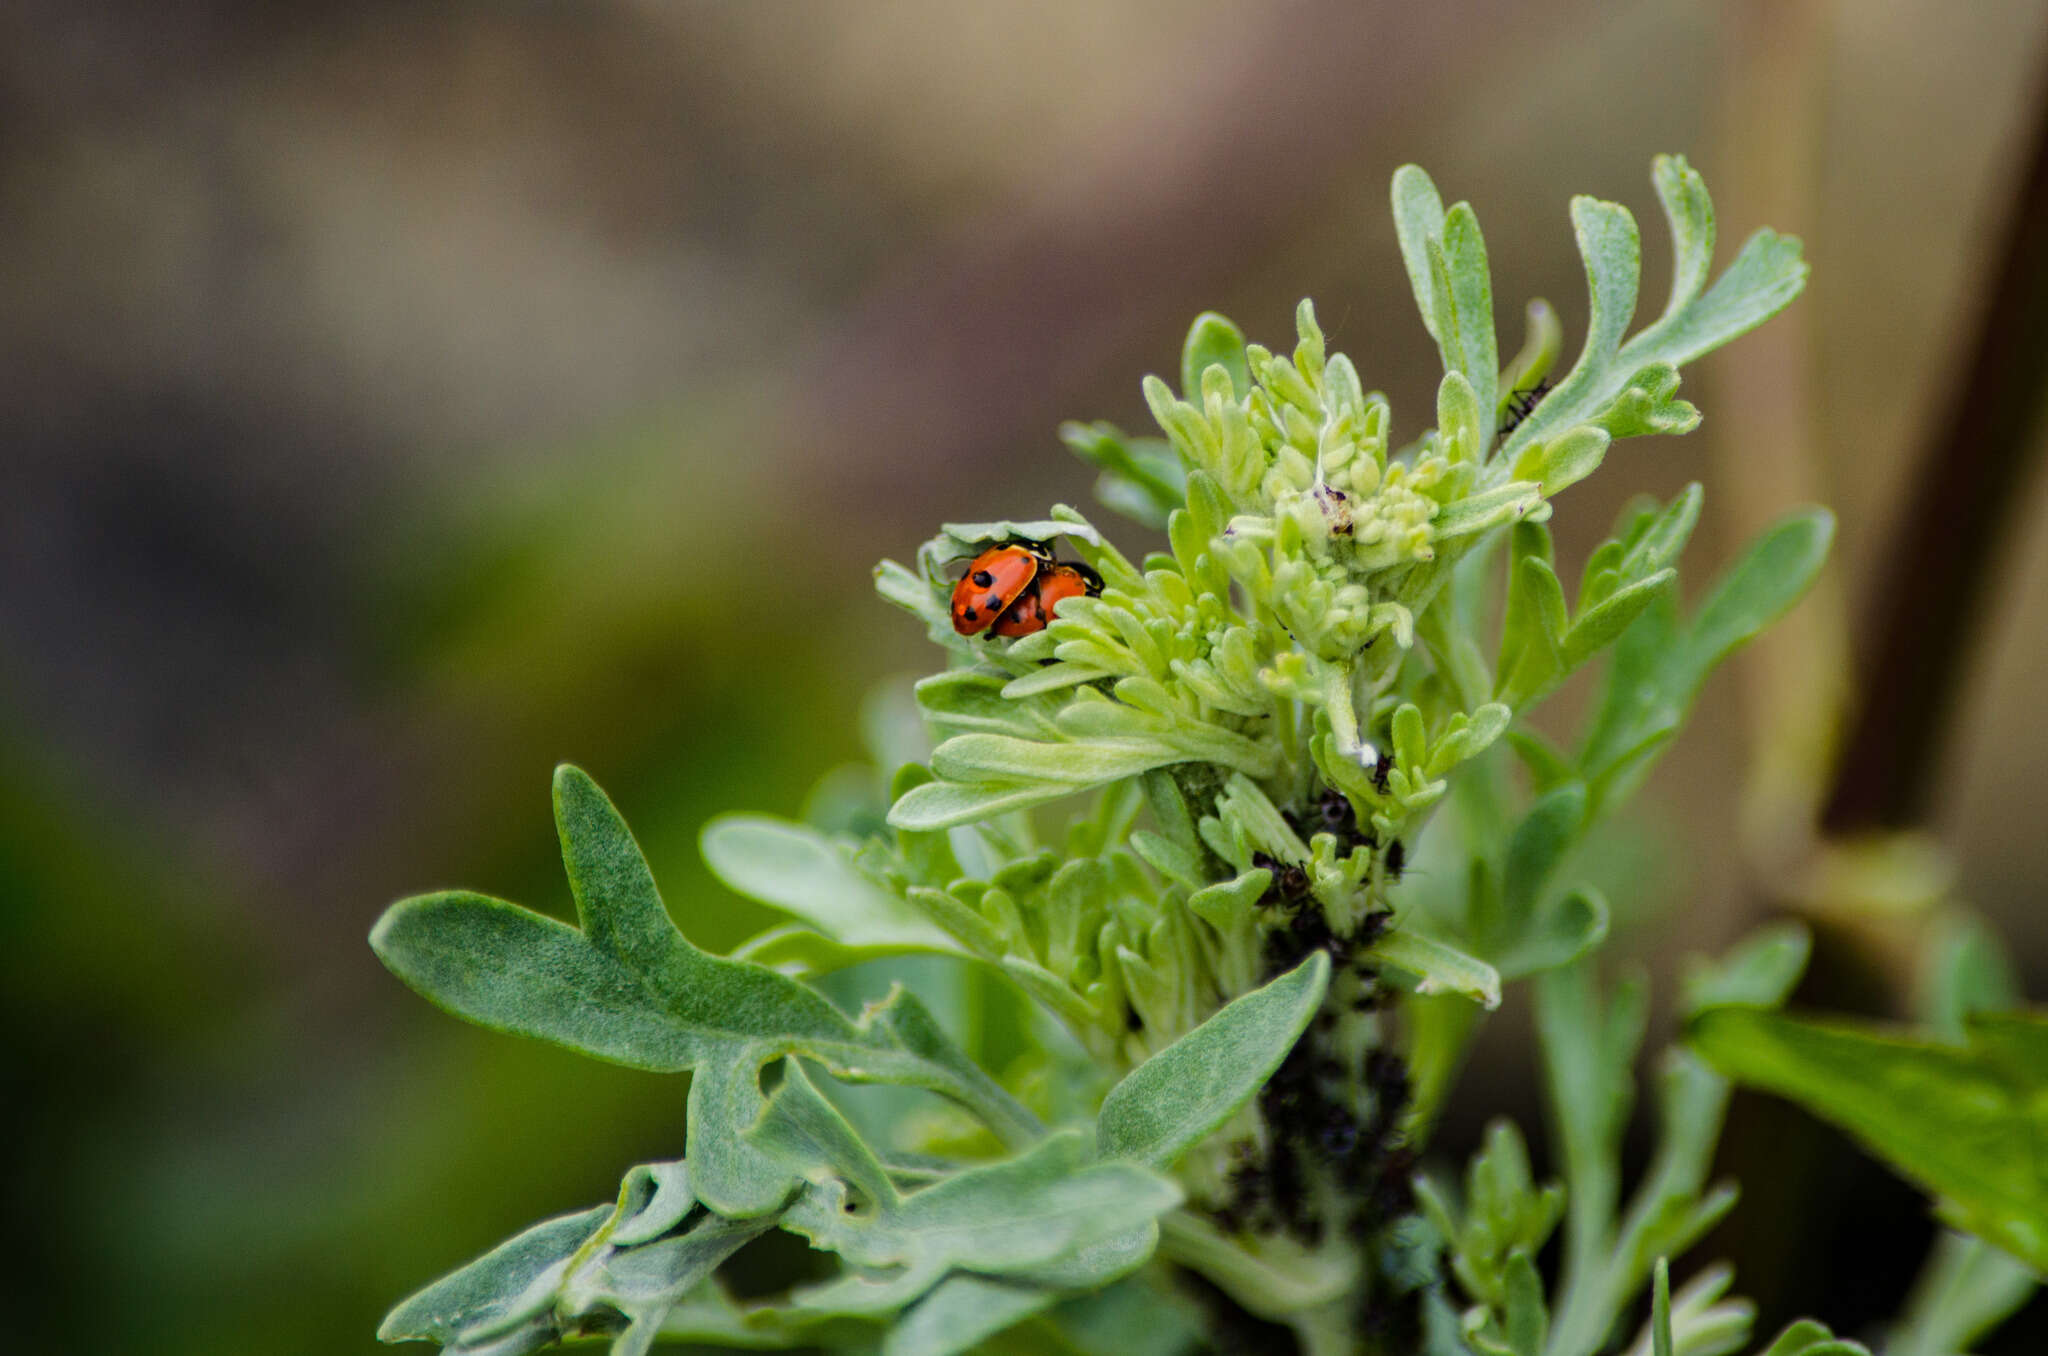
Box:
[984,594,1003,610]
[972,569,994,587]
[961,607,978,621]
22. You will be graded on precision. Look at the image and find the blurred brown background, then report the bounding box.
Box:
[5,2,2048,1351]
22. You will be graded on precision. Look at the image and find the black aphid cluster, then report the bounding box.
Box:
[1200,788,1423,1347]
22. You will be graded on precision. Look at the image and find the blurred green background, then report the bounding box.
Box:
[6,2,2048,1351]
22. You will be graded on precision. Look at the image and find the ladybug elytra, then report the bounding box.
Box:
[950,540,1052,635]
[950,542,1100,639]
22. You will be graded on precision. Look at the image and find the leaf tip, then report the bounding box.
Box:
[551,761,599,806]
[367,894,428,968]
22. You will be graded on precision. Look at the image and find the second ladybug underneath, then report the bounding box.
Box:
[950,541,1102,638]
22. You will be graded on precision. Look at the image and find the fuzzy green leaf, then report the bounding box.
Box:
[1372,927,1502,1009]
[1535,960,1647,1353]
[888,778,1058,831]
[1581,509,1832,802]
[1681,508,1834,680]
[729,924,910,980]
[1497,527,1569,707]
[1181,311,1250,401]
[1497,156,1805,465]
[1393,164,1451,347]
[1624,153,1806,369]
[1459,784,1608,980]
[380,1166,777,1356]
[1690,1008,2048,1272]
[932,732,1183,785]
[885,1275,1058,1356]
[1502,783,1586,917]
[869,982,1043,1150]
[917,669,1060,740]
[376,768,1036,1216]
[1537,426,1611,496]
[1500,298,1563,403]
[702,814,959,953]
[575,1214,778,1356]
[1505,1249,1549,1356]
[1436,480,1545,541]
[1649,1259,1673,1356]
[1440,203,1501,423]
[766,1070,1181,1316]
[374,768,864,1215]
[1680,922,1811,1020]
[1098,952,1330,1168]
[1563,569,1675,671]
[1064,421,1188,530]
[380,1207,612,1346]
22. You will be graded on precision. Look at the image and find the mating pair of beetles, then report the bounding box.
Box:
[949,540,1102,638]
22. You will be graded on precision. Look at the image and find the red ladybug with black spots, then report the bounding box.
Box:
[989,561,1102,636]
[950,540,1101,638]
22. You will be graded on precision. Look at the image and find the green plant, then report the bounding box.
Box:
[367,156,2033,1355]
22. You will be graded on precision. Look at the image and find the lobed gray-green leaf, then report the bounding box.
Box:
[380,1207,611,1345]
[1097,952,1330,1168]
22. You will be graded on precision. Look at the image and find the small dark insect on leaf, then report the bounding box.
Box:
[1497,379,1552,438]
[1383,840,1406,881]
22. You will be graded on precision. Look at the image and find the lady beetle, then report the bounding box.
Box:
[950,540,1052,635]
[989,561,1102,637]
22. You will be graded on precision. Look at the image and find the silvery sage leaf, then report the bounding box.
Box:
[1579,507,1833,805]
[373,767,1033,1217]
[572,1213,776,1356]
[380,1163,772,1356]
[1453,781,1610,982]
[1391,164,1501,424]
[1496,154,1806,469]
[883,1274,1059,1356]
[1097,951,1330,1169]
[892,710,1276,831]
[700,813,959,954]
[914,518,1104,586]
[1371,927,1503,1010]
[379,1207,612,1348]
[1181,310,1250,400]
[754,1065,1182,1318]
[1063,420,1188,531]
